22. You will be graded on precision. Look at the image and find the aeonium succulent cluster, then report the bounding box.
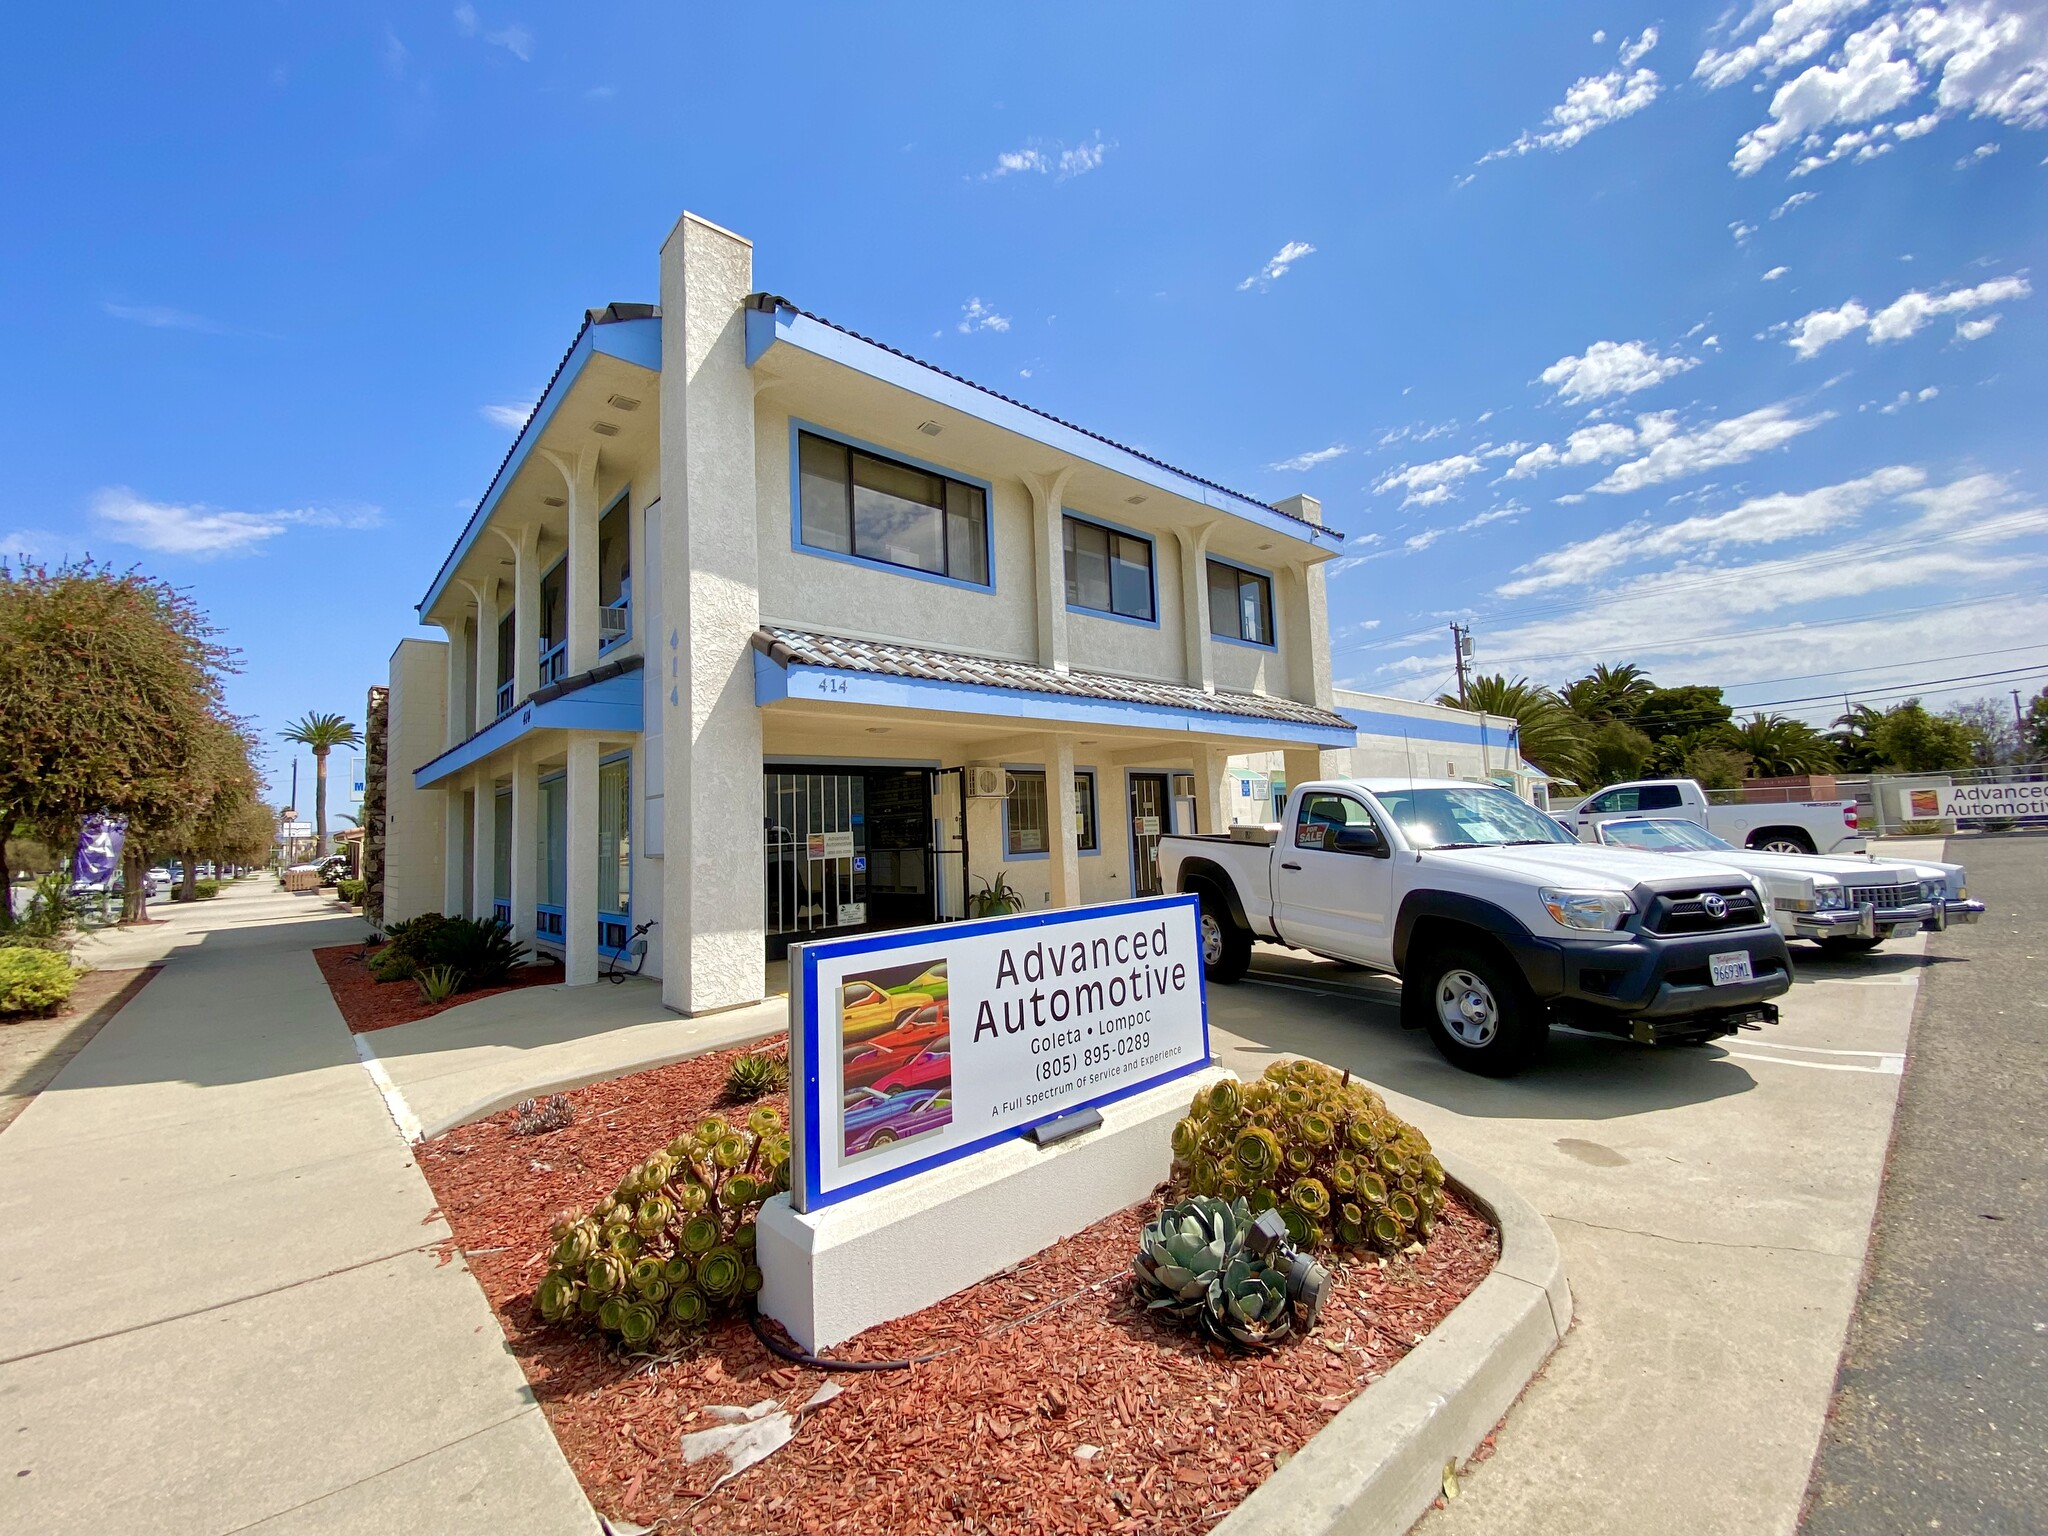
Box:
[533,1106,792,1348]
[1170,1060,1445,1254]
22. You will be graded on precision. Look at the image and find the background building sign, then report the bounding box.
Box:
[1914,782,2048,820]
[788,895,1209,1211]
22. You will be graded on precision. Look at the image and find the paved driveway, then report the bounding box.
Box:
[1206,910,1931,1536]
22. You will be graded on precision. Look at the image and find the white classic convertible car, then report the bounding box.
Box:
[1590,816,1983,954]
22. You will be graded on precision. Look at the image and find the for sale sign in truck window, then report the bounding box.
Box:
[787,895,1210,1211]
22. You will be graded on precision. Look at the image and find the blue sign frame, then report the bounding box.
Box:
[790,893,1210,1212]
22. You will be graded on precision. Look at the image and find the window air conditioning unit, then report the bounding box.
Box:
[966,764,1009,798]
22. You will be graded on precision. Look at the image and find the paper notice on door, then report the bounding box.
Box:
[1135,816,1160,837]
[807,831,857,860]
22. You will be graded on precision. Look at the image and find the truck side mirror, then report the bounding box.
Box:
[1333,824,1385,857]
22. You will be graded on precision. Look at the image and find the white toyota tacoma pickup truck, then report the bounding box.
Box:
[1158,778,1793,1077]
[1559,777,1865,855]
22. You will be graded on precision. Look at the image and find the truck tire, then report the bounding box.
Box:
[1817,934,1884,955]
[1749,827,1816,855]
[1196,895,1252,984]
[1404,944,1548,1077]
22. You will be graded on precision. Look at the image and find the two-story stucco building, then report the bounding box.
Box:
[379,210,1356,1016]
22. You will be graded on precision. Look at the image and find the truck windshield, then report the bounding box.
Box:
[1600,818,1734,853]
[1369,787,1578,850]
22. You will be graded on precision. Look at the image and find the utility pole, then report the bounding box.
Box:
[1450,623,1472,708]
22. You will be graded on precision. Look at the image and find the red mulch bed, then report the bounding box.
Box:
[313,942,564,1033]
[417,1047,1499,1535]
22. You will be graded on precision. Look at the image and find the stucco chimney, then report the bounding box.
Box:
[1275,493,1322,526]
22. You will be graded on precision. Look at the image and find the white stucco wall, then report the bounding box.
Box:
[384,638,450,925]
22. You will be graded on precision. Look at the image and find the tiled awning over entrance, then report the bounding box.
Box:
[751,627,1356,746]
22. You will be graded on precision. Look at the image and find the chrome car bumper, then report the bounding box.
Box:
[1791,897,1985,940]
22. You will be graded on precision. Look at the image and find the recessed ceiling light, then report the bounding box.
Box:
[917,420,943,436]
[1126,494,1147,505]
[865,726,890,734]
[591,421,620,436]
[542,496,566,507]
[606,394,641,411]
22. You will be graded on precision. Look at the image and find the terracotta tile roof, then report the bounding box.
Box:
[753,627,1354,732]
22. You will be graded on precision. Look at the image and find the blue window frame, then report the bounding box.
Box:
[790,421,995,592]
[1063,513,1158,626]
[598,489,631,655]
[1207,557,1276,649]
[1002,766,1099,858]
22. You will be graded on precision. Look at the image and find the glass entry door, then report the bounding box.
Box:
[763,767,935,957]
[1128,772,1171,897]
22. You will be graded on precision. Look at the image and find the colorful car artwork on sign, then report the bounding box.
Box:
[837,956,953,1159]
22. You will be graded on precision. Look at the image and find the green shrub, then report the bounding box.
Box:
[170,880,220,903]
[368,913,454,982]
[1170,1060,1445,1255]
[416,965,464,1004]
[534,1106,790,1348]
[0,872,81,952]
[723,1050,789,1102]
[369,914,525,989]
[336,878,366,905]
[0,948,77,1017]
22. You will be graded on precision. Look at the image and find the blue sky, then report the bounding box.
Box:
[4,2,2044,800]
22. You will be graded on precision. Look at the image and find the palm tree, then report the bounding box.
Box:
[1439,674,1590,784]
[1732,713,1837,777]
[1561,662,1657,725]
[280,712,361,857]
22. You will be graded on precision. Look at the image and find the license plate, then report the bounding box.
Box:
[1709,950,1754,986]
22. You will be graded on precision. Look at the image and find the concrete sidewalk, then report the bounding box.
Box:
[0,880,597,1534]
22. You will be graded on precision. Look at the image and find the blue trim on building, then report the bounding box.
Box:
[793,893,1211,1211]
[416,316,660,618]
[787,419,998,595]
[414,669,644,788]
[1337,705,1502,749]
[753,648,1355,748]
[749,306,1341,550]
[1206,555,1279,651]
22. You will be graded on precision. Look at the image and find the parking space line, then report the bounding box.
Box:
[1728,1051,1904,1075]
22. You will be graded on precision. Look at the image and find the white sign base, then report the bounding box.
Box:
[757,1065,1227,1354]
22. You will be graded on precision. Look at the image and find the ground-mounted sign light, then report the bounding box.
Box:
[759,894,1223,1351]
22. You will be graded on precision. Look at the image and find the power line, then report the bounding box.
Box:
[1721,643,2048,695]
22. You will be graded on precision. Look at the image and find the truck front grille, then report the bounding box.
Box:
[1643,886,1766,935]
[1846,883,1919,911]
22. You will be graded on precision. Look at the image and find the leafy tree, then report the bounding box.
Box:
[1586,721,1655,788]
[2025,687,2048,763]
[1628,685,1734,743]
[1942,697,2017,768]
[1682,745,1754,791]
[0,559,234,920]
[1561,663,1658,725]
[1731,713,1837,777]
[1830,703,1887,772]
[1869,700,1978,772]
[1438,674,1589,783]
[280,712,360,857]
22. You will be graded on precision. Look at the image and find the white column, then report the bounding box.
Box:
[1194,742,1232,835]
[471,772,496,923]
[1044,734,1081,908]
[546,445,603,676]
[437,621,465,750]
[510,745,539,948]
[1022,468,1073,674]
[1174,522,1217,692]
[659,211,766,1015]
[513,524,541,704]
[564,734,600,986]
[472,577,500,732]
[442,786,467,916]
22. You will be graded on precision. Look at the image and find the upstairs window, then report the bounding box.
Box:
[1208,559,1274,646]
[798,430,989,587]
[1063,516,1156,622]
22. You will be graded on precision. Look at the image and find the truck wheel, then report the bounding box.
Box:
[1196,897,1252,984]
[1817,934,1884,954]
[1750,828,1816,855]
[1407,946,1548,1077]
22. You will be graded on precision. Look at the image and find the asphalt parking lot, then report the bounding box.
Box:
[1203,844,1948,1536]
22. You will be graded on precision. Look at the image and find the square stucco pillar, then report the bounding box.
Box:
[1023,468,1073,674]
[659,211,766,1015]
[510,745,539,948]
[1283,748,1330,801]
[966,791,1006,905]
[564,734,601,986]
[442,786,468,917]
[437,620,466,751]
[470,773,496,923]
[1044,735,1081,909]
[1193,743,1232,836]
[473,578,500,733]
[550,445,602,676]
[1174,522,1217,692]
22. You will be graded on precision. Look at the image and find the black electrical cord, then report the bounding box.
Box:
[604,919,657,984]
[747,1308,958,1373]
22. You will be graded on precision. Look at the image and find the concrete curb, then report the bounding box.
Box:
[1213,1150,1570,1536]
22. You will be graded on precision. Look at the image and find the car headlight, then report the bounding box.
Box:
[1814,883,1846,910]
[1540,888,1634,931]
[1919,879,1941,902]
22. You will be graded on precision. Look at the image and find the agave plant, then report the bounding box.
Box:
[1132,1195,1251,1321]
[1204,1255,1294,1350]
[415,964,464,1004]
[723,1049,789,1102]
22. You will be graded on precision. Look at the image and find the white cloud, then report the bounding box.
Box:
[1238,240,1317,291]
[1879,385,1942,411]
[1620,27,1661,67]
[1269,444,1349,473]
[1508,416,1674,478]
[480,401,534,430]
[1481,65,1661,160]
[1695,0,1870,89]
[1593,29,1608,44]
[1956,313,2002,338]
[986,135,1112,180]
[1958,139,2002,162]
[1538,338,1701,403]
[1461,500,1529,531]
[91,487,381,558]
[957,297,1010,333]
[1590,403,1830,494]
[1772,189,1820,217]
[1731,18,1922,175]
[1786,274,2030,353]
[100,301,221,332]
[1405,529,1447,553]
[1764,265,1791,280]
[454,4,531,59]
[1373,453,1484,507]
[1731,220,1759,243]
